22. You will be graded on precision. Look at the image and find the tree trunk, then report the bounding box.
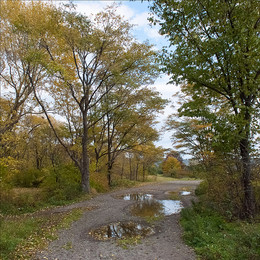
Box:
[142,163,146,182]
[129,157,133,180]
[107,112,112,187]
[240,137,255,218]
[107,164,112,187]
[81,112,90,193]
[135,162,139,181]
[121,158,125,179]
[239,105,255,218]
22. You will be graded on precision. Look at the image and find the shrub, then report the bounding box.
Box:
[89,171,109,193]
[0,188,46,214]
[195,180,208,196]
[41,164,81,201]
[110,177,136,188]
[194,163,245,219]
[12,168,44,188]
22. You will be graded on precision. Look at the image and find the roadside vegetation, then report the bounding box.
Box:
[0,208,84,260]
[181,188,260,260]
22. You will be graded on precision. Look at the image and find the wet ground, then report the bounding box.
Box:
[36,180,200,260]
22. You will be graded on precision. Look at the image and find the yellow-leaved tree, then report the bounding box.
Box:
[162,157,181,177]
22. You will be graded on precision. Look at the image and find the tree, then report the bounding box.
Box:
[0,1,46,137]
[137,143,165,181]
[2,1,162,193]
[150,0,260,218]
[92,85,166,186]
[162,157,181,177]
[30,4,161,193]
[19,115,68,170]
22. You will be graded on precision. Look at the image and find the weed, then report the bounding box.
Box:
[117,236,142,249]
[62,241,73,250]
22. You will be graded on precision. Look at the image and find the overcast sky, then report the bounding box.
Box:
[57,0,180,150]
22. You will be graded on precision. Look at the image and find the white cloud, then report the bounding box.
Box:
[74,1,110,16]
[73,1,135,21]
[116,4,135,20]
[144,26,162,40]
[131,12,150,27]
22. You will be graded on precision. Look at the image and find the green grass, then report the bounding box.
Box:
[0,217,42,259]
[0,208,84,260]
[180,204,260,260]
[117,236,142,249]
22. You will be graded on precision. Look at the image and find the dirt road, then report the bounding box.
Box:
[36,180,200,260]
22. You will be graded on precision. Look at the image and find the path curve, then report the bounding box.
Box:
[36,180,200,260]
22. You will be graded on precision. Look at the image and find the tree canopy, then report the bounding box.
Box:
[150,0,260,218]
[0,1,167,193]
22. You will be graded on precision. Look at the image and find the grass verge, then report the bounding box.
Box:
[180,204,260,260]
[0,208,84,260]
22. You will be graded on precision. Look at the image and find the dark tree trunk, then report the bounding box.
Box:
[142,163,146,182]
[239,105,255,219]
[129,157,133,180]
[107,164,112,187]
[135,162,139,181]
[107,112,112,187]
[81,112,90,193]
[240,137,255,218]
[121,159,125,179]
[35,146,41,170]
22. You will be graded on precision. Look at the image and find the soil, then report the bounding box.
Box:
[36,180,201,260]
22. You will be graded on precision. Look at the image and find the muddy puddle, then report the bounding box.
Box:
[89,193,184,241]
[122,193,183,218]
[131,199,183,217]
[89,222,154,241]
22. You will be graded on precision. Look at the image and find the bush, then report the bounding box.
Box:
[195,180,208,196]
[12,168,44,188]
[41,164,81,201]
[148,165,162,175]
[193,163,245,219]
[0,188,46,214]
[110,177,136,188]
[89,171,109,193]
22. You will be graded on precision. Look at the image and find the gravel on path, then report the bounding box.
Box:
[36,180,200,260]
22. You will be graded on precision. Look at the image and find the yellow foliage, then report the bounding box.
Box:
[162,157,181,177]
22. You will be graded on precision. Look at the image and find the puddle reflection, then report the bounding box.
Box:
[180,191,191,196]
[89,222,154,240]
[131,198,183,217]
[122,193,153,201]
